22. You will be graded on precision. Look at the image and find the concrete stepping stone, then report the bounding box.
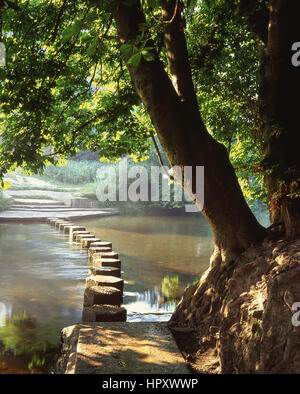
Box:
[82,305,127,322]
[73,322,189,374]
[86,275,124,292]
[49,218,67,226]
[71,230,90,241]
[91,251,119,261]
[46,217,58,224]
[93,258,121,269]
[88,246,112,257]
[75,234,95,242]
[81,238,101,249]
[88,266,121,278]
[55,220,70,230]
[59,222,75,232]
[64,225,86,235]
[89,241,112,249]
[84,286,122,307]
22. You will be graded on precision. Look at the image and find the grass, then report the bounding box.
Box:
[39,160,101,185]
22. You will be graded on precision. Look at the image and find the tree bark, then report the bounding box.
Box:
[114,1,267,261]
[261,0,300,239]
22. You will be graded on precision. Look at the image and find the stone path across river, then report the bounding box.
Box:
[57,322,189,374]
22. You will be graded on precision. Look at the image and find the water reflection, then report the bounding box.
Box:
[0,215,215,373]
[0,302,12,327]
[0,312,59,373]
[0,223,89,373]
[75,215,215,319]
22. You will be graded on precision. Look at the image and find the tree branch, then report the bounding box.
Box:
[161,0,199,111]
[114,1,207,167]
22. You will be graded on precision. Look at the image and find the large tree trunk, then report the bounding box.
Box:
[261,0,300,239]
[114,1,267,263]
[112,2,300,374]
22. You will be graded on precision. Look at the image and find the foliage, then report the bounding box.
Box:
[0,0,151,182]
[0,0,271,208]
[185,1,268,206]
[0,311,59,371]
[161,275,181,300]
[0,190,11,211]
[41,160,101,184]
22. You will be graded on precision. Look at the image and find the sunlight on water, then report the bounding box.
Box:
[0,215,215,372]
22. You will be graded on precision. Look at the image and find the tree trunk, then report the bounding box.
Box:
[114,1,267,262]
[261,0,300,239]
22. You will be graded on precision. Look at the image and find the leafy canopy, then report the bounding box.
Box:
[0,0,268,204]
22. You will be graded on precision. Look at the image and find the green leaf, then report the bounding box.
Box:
[86,38,99,57]
[62,20,82,43]
[128,52,142,67]
[142,50,155,61]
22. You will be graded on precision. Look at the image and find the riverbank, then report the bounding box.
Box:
[169,236,300,373]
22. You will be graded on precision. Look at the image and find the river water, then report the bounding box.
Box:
[0,211,268,373]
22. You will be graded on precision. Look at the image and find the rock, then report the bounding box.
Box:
[56,324,82,374]
[64,225,86,235]
[91,251,119,261]
[55,221,71,230]
[89,241,112,249]
[71,230,90,241]
[74,322,189,374]
[88,266,121,278]
[170,238,300,374]
[49,218,66,226]
[82,305,127,322]
[83,286,122,307]
[46,217,58,224]
[59,222,74,232]
[88,246,112,257]
[81,238,101,249]
[93,258,121,269]
[54,219,68,229]
[75,234,95,243]
[86,275,124,292]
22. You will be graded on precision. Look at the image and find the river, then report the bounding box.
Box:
[0,213,214,373]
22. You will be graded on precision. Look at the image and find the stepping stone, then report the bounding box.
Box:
[82,305,127,322]
[88,266,121,278]
[75,234,95,243]
[59,222,75,232]
[93,258,121,269]
[46,217,58,224]
[49,218,66,226]
[86,275,124,292]
[71,230,90,241]
[91,251,119,261]
[89,241,112,249]
[64,225,86,235]
[84,286,122,307]
[81,238,101,249]
[74,322,190,374]
[55,220,70,230]
[88,246,112,257]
